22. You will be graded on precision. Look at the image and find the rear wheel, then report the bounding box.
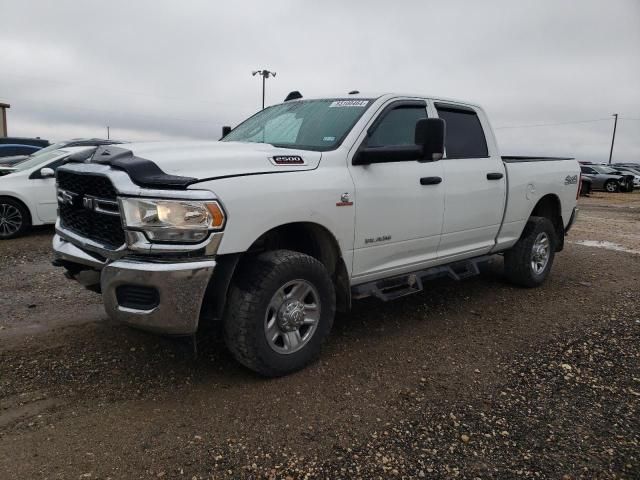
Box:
[504,216,556,288]
[604,180,618,193]
[223,250,336,377]
[0,198,31,240]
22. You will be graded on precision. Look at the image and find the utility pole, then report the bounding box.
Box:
[107,126,110,140]
[608,113,618,164]
[252,70,276,110]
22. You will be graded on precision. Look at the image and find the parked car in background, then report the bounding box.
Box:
[0,138,123,168]
[579,164,634,192]
[0,144,43,158]
[612,163,640,171]
[0,146,95,238]
[0,137,50,148]
[609,168,640,189]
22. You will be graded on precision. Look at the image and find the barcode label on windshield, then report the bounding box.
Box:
[329,100,369,108]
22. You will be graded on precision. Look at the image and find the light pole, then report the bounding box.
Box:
[252,69,276,110]
[608,113,618,165]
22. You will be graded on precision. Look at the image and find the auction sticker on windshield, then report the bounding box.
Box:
[329,100,369,108]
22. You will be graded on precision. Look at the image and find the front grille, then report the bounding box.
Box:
[57,171,125,248]
[58,171,117,198]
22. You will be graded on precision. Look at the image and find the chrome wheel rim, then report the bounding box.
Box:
[0,203,22,237]
[264,279,320,355]
[531,232,550,275]
[606,182,616,192]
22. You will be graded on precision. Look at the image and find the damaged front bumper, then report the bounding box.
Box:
[53,234,216,335]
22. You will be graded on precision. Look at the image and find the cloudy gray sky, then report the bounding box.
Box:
[1,0,639,162]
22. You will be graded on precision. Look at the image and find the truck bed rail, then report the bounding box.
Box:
[502,156,575,163]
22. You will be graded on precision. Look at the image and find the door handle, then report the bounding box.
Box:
[486,172,504,180]
[420,176,442,185]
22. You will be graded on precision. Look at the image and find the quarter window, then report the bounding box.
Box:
[435,105,488,158]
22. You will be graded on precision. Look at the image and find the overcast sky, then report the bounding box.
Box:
[1,0,639,162]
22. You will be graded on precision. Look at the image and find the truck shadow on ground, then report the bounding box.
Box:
[1,255,548,401]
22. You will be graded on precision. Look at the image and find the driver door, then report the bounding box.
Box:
[32,160,64,223]
[348,100,445,282]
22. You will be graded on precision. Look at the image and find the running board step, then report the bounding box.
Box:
[351,255,491,302]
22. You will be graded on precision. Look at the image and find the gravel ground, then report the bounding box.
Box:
[0,194,638,479]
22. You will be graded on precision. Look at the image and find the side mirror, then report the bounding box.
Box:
[353,145,424,165]
[221,126,232,138]
[415,118,445,161]
[40,167,55,178]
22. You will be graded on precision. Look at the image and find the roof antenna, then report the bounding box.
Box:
[284,91,303,101]
[348,90,360,95]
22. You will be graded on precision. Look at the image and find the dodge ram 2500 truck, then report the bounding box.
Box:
[52,93,580,376]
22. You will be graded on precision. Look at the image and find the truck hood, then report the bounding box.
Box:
[116,141,321,182]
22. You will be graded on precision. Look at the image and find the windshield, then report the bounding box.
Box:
[221,99,373,151]
[29,142,67,157]
[13,150,68,172]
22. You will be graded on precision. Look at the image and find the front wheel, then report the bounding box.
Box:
[223,250,336,377]
[0,198,31,240]
[604,180,618,193]
[504,216,557,288]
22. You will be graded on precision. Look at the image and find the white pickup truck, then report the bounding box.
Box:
[52,93,580,376]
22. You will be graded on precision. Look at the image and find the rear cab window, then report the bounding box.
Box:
[435,104,488,158]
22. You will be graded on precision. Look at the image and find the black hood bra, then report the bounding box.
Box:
[65,145,197,190]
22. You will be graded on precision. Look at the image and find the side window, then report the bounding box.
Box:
[435,105,488,158]
[367,106,426,147]
[581,166,595,174]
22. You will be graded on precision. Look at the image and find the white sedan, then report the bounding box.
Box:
[0,146,94,239]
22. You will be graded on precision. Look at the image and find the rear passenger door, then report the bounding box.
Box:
[348,100,445,281]
[435,103,506,259]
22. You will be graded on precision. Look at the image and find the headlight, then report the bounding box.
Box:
[120,198,225,243]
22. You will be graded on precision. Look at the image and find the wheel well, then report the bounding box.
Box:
[530,194,564,251]
[200,222,351,327]
[0,195,32,225]
[245,222,350,311]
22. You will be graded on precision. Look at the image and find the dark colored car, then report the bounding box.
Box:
[0,138,124,167]
[579,165,634,193]
[0,137,50,148]
[0,144,43,158]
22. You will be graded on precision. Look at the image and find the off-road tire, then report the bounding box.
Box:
[604,180,618,193]
[223,250,336,377]
[0,197,31,240]
[504,216,557,288]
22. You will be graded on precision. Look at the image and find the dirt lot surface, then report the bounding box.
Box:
[1,193,639,479]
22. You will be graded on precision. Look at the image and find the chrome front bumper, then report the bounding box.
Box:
[53,234,216,335]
